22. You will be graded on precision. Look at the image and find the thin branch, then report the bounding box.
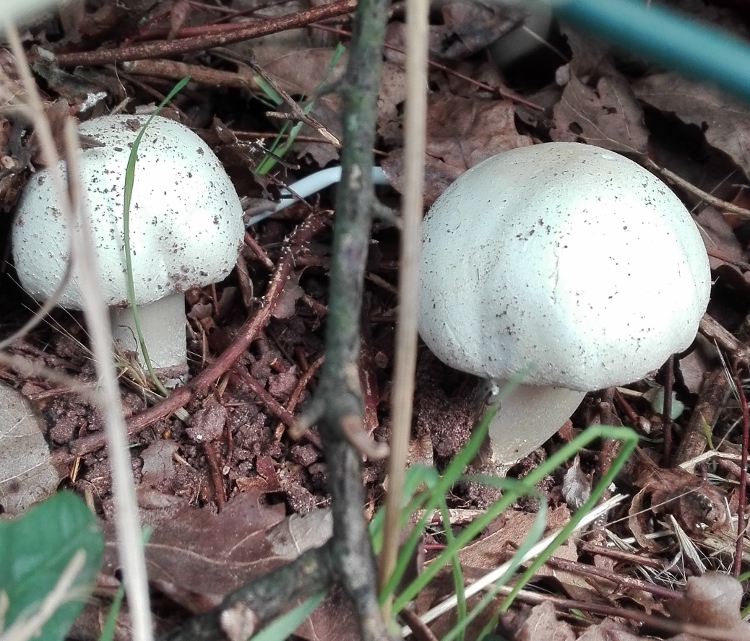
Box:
[378,0,428,617]
[293,0,393,634]
[161,545,335,641]
[51,0,356,67]
[4,23,154,641]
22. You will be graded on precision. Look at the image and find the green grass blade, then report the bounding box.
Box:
[250,591,326,641]
[122,76,190,395]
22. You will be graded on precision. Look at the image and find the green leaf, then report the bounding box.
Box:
[0,491,103,641]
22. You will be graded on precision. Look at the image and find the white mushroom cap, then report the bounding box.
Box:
[12,114,244,310]
[419,142,711,393]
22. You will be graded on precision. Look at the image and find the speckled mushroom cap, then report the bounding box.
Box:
[12,114,244,309]
[419,142,711,391]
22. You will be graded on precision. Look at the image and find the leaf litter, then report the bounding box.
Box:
[2,0,750,639]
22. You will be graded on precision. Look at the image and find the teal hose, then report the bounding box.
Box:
[552,0,750,101]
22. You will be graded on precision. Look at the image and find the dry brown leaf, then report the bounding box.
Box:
[516,601,575,641]
[457,505,571,576]
[0,382,60,516]
[99,493,353,640]
[550,74,648,156]
[383,95,532,204]
[628,464,728,551]
[186,403,227,443]
[633,72,750,180]
[577,617,641,641]
[252,47,347,166]
[140,438,180,487]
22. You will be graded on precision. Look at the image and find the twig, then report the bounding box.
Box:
[673,368,731,468]
[121,58,262,91]
[290,0,393,634]
[731,365,749,576]
[281,355,324,438]
[699,313,750,369]
[646,159,750,218]
[51,0,357,67]
[4,23,154,641]
[313,23,545,112]
[403,496,626,636]
[542,556,680,600]
[378,0,428,617]
[202,441,226,510]
[218,49,341,147]
[458,582,748,641]
[161,545,334,641]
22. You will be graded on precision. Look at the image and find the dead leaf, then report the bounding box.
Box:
[551,74,648,156]
[0,382,60,517]
[433,0,517,61]
[100,492,352,640]
[516,601,575,641]
[577,617,641,641]
[104,491,295,606]
[633,72,750,180]
[384,95,532,204]
[254,47,347,166]
[628,462,728,550]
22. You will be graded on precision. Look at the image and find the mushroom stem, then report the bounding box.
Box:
[111,293,187,373]
[484,382,585,465]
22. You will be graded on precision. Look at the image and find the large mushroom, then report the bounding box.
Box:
[419,142,711,465]
[12,114,244,375]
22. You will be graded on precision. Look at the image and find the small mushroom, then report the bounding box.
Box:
[419,142,711,465]
[12,114,244,375]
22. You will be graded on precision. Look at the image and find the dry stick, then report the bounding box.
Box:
[377,0,428,619]
[161,544,335,641]
[122,58,263,91]
[673,368,731,468]
[202,441,226,510]
[699,313,750,368]
[216,49,341,147]
[3,24,154,641]
[731,365,749,577]
[51,0,356,67]
[232,364,297,426]
[541,556,680,601]
[53,215,327,464]
[278,355,324,446]
[646,159,750,219]
[289,0,392,635]
[469,583,746,641]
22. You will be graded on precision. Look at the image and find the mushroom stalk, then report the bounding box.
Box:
[111,293,187,372]
[483,382,585,464]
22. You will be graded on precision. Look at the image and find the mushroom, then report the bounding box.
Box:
[12,114,244,375]
[418,142,711,465]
